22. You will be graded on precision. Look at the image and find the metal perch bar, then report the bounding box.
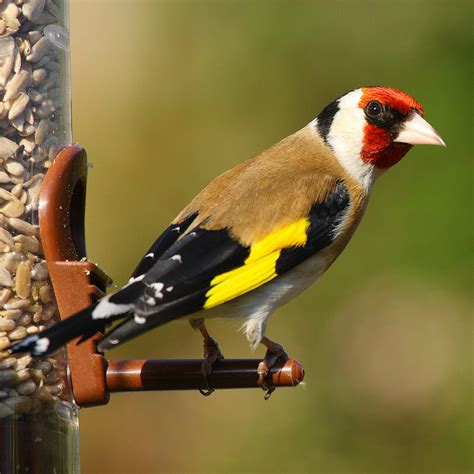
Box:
[107,358,305,392]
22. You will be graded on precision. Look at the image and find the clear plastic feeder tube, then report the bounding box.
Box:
[0,0,78,472]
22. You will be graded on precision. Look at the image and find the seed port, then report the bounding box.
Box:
[40,145,305,407]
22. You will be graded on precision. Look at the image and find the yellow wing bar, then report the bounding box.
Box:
[204,218,309,309]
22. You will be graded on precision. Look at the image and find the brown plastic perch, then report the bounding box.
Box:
[39,145,305,407]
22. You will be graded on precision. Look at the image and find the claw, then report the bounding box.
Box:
[257,338,289,400]
[264,386,276,400]
[199,336,224,397]
[199,387,214,397]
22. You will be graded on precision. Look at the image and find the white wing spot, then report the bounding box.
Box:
[151,282,164,299]
[145,253,154,258]
[35,337,50,354]
[171,254,182,263]
[128,274,145,284]
[134,315,146,324]
[189,232,197,237]
[145,296,156,306]
[166,286,174,292]
[171,226,180,233]
[92,296,134,320]
[109,339,120,345]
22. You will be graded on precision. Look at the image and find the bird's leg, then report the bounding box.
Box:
[257,336,289,399]
[190,319,224,396]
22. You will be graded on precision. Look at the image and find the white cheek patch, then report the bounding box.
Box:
[326,89,375,191]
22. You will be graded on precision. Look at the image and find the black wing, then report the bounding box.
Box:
[130,213,198,278]
[98,182,350,351]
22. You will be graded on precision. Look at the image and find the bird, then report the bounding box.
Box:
[10,86,446,395]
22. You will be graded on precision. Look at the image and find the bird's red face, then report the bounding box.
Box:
[315,86,445,187]
[359,87,425,168]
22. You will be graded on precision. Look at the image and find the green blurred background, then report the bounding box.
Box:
[70,1,472,473]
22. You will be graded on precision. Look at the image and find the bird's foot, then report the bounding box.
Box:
[199,336,224,397]
[257,340,289,400]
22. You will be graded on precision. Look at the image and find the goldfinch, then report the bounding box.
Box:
[10,87,446,394]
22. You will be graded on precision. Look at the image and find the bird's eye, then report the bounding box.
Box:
[366,101,383,117]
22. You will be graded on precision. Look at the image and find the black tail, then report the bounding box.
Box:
[9,280,147,356]
[8,301,127,357]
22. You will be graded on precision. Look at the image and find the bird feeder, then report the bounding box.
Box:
[0,0,79,472]
[0,2,304,472]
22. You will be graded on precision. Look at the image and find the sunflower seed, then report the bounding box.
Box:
[0,318,14,331]
[18,313,31,325]
[8,325,26,339]
[10,183,22,197]
[13,234,39,253]
[13,44,21,72]
[31,66,45,84]
[22,0,45,22]
[0,189,14,201]
[0,267,13,286]
[0,289,12,306]
[15,260,31,298]
[34,117,48,144]
[28,88,42,103]
[8,217,38,235]
[27,30,42,45]
[0,336,10,350]
[4,70,30,102]
[0,228,13,247]
[5,160,24,176]
[24,105,34,124]
[0,8,20,38]
[4,298,31,309]
[25,35,49,62]
[0,36,14,87]
[0,198,24,217]
[2,252,25,273]
[0,137,18,159]
[8,91,29,120]
[16,380,36,395]
[0,356,15,369]
[38,283,52,303]
[0,309,21,319]
[40,302,54,320]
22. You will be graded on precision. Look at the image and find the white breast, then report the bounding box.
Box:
[198,244,340,349]
[193,194,368,349]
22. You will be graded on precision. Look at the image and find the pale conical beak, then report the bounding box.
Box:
[394,112,446,147]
